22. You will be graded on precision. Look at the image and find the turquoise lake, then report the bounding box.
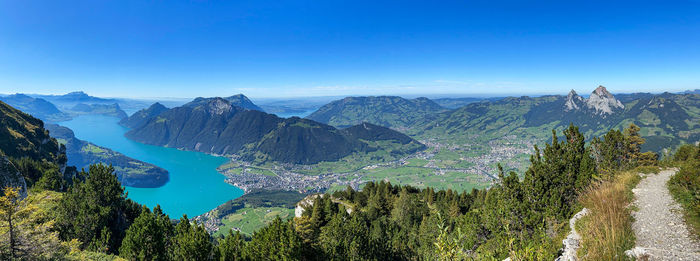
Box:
[61,115,244,218]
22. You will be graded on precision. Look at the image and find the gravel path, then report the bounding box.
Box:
[629,169,700,260]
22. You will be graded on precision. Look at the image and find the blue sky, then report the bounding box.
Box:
[1,1,699,98]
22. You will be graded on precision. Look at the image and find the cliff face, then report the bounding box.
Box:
[585,86,625,115]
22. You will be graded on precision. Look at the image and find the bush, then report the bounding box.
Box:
[668,160,700,237]
[633,165,661,175]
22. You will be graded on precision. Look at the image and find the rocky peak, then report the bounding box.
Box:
[564,89,584,111]
[585,85,624,115]
[206,98,233,115]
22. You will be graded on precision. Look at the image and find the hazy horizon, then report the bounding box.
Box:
[2,1,700,98]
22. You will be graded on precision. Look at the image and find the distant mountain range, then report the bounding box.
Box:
[122,96,425,164]
[306,96,446,129]
[414,86,700,152]
[33,91,117,105]
[0,94,71,122]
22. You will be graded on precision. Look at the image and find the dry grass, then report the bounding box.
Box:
[577,171,640,260]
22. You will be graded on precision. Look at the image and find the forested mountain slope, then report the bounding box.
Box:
[0,101,69,194]
[306,96,445,129]
[118,102,169,129]
[124,97,425,164]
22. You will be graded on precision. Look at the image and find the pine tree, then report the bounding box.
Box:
[246,217,303,261]
[171,215,214,261]
[217,230,245,261]
[119,206,171,261]
[624,123,645,166]
[56,164,128,252]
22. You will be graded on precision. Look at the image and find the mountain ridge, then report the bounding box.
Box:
[306,95,445,129]
[124,97,425,164]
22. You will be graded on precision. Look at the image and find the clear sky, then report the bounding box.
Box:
[1,1,699,98]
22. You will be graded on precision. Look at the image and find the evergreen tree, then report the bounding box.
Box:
[246,217,303,261]
[119,206,171,261]
[56,164,129,253]
[171,215,214,261]
[217,230,245,261]
[624,123,645,166]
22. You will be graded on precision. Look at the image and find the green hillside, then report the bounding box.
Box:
[118,102,169,129]
[306,96,445,129]
[414,89,700,153]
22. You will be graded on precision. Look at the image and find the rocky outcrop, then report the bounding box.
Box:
[0,156,27,199]
[564,90,585,111]
[585,86,624,115]
[563,86,624,116]
[295,194,353,218]
[555,208,589,261]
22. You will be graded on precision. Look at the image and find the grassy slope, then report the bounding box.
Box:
[576,169,645,260]
[214,206,294,237]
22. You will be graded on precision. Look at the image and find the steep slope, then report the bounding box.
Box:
[306,96,445,129]
[0,101,71,194]
[126,98,425,164]
[0,94,71,122]
[119,102,169,129]
[416,87,700,152]
[0,101,65,164]
[45,124,169,187]
[0,155,27,197]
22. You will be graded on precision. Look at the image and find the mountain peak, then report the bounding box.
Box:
[206,98,233,115]
[564,89,584,111]
[586,85,624,115]
[225,94,263,111]
[593,85,614,98]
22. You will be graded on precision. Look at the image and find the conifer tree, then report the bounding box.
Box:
[56,164,128,252]
[217,230,245,261]
[171,215,213,261]
[119,206,170,261]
